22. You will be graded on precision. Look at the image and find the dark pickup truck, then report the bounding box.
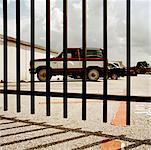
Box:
[108,63,125,80]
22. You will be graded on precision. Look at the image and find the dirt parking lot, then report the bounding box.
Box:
[0,75,151,149]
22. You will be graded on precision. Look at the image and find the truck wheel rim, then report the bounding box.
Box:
[88,70,99,80]
[112,74,117,80]
[39,69,46,81]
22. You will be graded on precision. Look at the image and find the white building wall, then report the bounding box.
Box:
[0,44,56,82]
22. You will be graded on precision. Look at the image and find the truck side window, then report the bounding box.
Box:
[67,53,72,58]
[57,53,62,58]
[71,50,78,58]
[67,50,78,58]
[58,50,77,58]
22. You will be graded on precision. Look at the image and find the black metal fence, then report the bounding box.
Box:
[0,0,151,125]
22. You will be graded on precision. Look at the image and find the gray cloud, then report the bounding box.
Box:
[0,0,150,65]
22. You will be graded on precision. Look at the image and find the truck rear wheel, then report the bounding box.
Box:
[37,68,52,81]
[87,69,100,81]
[111,73,118,80]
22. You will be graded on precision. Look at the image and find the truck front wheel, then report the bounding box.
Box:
[37,68,52,81]
[87,69,100,81]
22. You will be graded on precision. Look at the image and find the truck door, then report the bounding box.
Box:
[53,49,81,75]
[67,49,81,74]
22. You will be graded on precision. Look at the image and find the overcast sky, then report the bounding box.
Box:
[0,0,150,65]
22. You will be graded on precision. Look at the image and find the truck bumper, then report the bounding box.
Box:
[120,68,126,77]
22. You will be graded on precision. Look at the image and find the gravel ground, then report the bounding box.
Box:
[0,75,151,150]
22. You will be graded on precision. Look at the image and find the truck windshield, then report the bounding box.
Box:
[57,52,62,58]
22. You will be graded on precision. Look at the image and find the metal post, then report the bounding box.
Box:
[31,0,35,114]
[3,0,8,111]
[46,0,51,116]
[63,0,68,118]
[82,0,87,120]
[103,0,108,123]
[16,0,21,112]
[126,0,131,125]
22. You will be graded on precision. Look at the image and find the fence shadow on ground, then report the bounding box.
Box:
[0,115,150,150]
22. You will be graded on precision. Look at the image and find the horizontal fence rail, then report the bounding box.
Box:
[1,0,151,126]
[0,90,150,103]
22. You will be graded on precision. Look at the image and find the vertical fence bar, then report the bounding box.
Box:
[16,0,21,112]
[103,0,108,123]
[82,0,87,120]
[31,0,35,114]
[126,0,131,125]
[46,0,51,116]
[63,0,68,118]
[3,0,8,111]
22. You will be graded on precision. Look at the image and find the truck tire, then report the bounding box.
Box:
[111,73,118,80]
[37,68,52,82]
[87,69,100,81]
